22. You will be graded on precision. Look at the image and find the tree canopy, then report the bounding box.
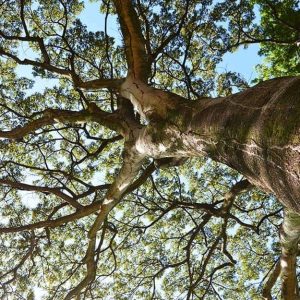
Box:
[0,0,299,299]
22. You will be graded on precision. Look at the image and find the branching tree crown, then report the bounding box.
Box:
[0,0,299,299]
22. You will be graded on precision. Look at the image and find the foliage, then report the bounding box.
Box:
[0,0,298,299]
[254,0,300,79]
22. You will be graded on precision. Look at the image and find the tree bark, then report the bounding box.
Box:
[280,211,300,299]
[120,75,300,212]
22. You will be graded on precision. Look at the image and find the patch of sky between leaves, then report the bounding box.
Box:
[14,41,58,95]
[15,64,59,97]
[34,286,47,299]
[79,0,122,44]
[217,4,263,86]
[18,190,41,209]
[217,44,262,84]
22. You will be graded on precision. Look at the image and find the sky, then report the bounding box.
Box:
[217,44,261,82]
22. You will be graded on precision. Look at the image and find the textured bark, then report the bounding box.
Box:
[120,76,300,212]
[280,211,300,300]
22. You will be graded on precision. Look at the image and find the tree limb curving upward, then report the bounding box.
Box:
[0,0,299,299]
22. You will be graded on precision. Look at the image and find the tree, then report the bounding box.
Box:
[0,0,299,299]
[255,0,300,80]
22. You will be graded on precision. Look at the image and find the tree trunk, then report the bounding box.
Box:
[121,75,300,212]
[280,211,300,299]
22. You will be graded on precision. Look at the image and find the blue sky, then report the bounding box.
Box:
[78,0,263,83]
[217,44,262,82]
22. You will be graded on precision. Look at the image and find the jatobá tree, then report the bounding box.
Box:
[0,0,299,299]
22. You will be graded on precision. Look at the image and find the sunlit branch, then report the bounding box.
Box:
[113,0,151,81]
[74,77,125,91]
[64,147,146,299]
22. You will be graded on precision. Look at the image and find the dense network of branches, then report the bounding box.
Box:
[0,0,299,299]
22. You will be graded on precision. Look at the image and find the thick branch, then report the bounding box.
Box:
[262,260,281,300]
[119,75,185,120]
[128,76,300,213]
[113,0,151,81]
[280,211,300,300]
[64,146,146,299]
[0,107,127,139]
